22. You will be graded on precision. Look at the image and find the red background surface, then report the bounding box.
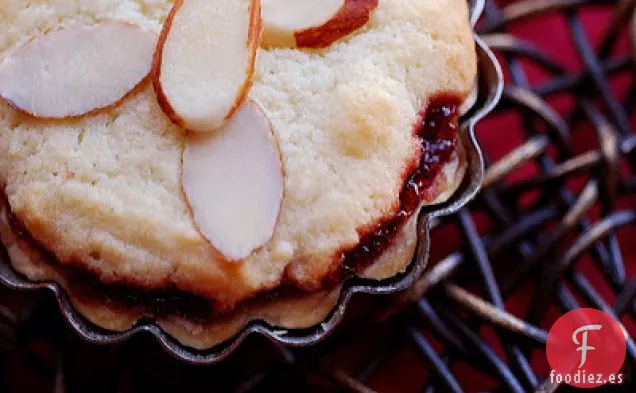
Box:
[344,3,636,392]
[1,2,634,392]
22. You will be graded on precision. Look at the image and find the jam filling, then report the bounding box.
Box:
[343,95,461,271]
[4,208,215,319]
[3,95,463,320]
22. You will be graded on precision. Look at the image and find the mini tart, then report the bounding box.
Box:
[0,0,476,320]
[0,147,464,349]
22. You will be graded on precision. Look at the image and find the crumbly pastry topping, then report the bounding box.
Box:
[0,0,476,310]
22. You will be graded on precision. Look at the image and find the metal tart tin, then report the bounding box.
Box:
[0,0,502,364]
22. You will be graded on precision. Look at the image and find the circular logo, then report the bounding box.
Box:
[546,308,626,388]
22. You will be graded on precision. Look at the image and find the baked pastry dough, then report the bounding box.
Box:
[0,0,476,324]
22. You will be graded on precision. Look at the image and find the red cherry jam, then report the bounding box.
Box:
[343,95,462,271]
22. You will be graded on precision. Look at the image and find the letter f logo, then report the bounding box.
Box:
[572,325,603,368]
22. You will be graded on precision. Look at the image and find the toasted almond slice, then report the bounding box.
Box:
[262,0,378,48]
[0,23,156,119]
[153,0,263,133]
[183,101,284,260]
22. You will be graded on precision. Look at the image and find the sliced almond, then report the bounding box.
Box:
[182,101,284,261]
[0,23,156,119]
[262,0,378,48]
[153,0,263,133]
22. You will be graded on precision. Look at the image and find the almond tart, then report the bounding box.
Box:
[0,0,477,349]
